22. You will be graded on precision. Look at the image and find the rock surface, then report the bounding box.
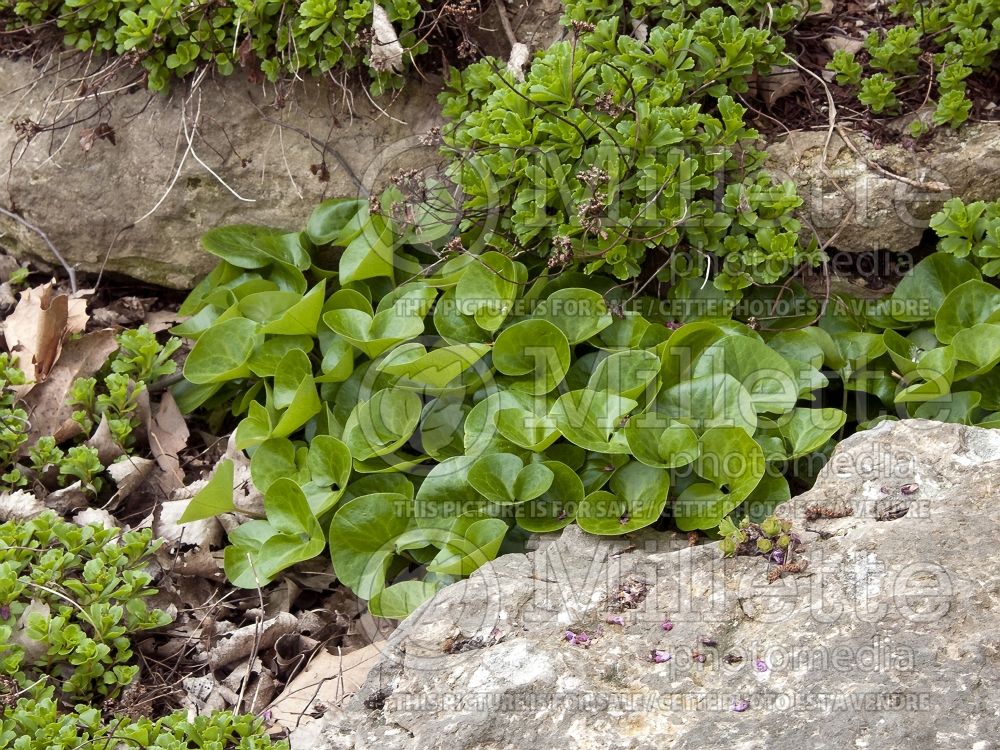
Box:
[765,124,1000,256]
[0,58,443,288]
[305,419,1000,750]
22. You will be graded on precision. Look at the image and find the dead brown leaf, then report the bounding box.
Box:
[144,310,186,333]
[267,644,383,733]
[149,392,189,494]
[760,67,805,108]
[22,329,118,443]
[823,35,865,56]
[107,456,156,503]
[0,489,46,521]
[3,283,88,397]
[85,414,126,465]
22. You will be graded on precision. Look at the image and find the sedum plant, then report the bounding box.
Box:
[0,700,287,750]
[0,0,438,94]
[2,325,181,494]
[826,0,999,128]
[0,515,284,750]
[439,12,820,286]
[0,512,171,705]
[174,200,847,618]
[928,197,1000,275]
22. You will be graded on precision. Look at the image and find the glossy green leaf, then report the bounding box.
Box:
[533,288,613,344]
[369,580,438,618]
[328,492,415,600]
[179,459,235,522]
[468,453,554,505]
[656,372,757,435]
[343,389,422,462]
[492,319,571,394]
[514,460,583,533]
[692,335,798,413]
[551,389,636,453]
[183,318,259,384]
[934,279,1000,343]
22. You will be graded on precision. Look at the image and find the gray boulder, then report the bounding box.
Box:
[765,124,1000,257]
[0,58,443,288]
[309,419,1000,749]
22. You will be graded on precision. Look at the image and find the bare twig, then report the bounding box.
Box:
[0,204,77,292]
[495,0,520,48]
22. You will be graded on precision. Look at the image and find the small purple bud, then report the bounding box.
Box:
[692,652,706,663]
[700,636,717,647]
[731,698,750,713]
[754,659,768,672]
[606,614,625,626]
[565,630,577,642]
[0,605,9,620]
[650,650,672,663]
[661,619,674,631]
[573,632,590,645]
[771,548,785,565]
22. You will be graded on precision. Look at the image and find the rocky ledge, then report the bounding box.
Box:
[303,419,1000,750]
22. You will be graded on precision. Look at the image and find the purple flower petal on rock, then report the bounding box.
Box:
[731,698,750,713]
[650,650,672,663]
[606,614,625,626]
[754,659,768,672]
[661,619,674,631]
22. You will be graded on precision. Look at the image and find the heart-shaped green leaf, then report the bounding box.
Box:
[328,492,415,600]
[551,389,636,453]
[533,287,613,344]
[492,319,571,395]
[514,460,583,533]
[183,317,260,384]
[468,453,554,505]
[343,389,422,462]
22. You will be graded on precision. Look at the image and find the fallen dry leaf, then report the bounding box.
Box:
[107,456,156,503]
[267,643,383,733]
[73,507,117,529]
[45,481,89,514]
[370,3,404,73]
[3,283,88,396]
[208,612,298,670]
[144,310,186,333]
[85,414,126,466]
[760,67,804,108]
[22,329,118,443]
[149,392,189,494]
[823,35,865,55]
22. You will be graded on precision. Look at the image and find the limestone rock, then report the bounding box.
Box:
[0,58,444,288]
[765,124,1000,256]
[309,419,1000,749]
